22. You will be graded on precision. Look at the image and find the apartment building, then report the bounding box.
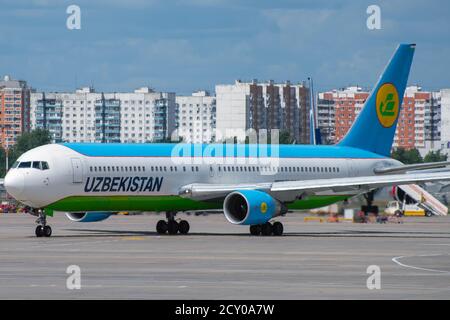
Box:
[215,80,310,143]
[0,75,31,149]
[440,89,450,154]
[317,86,441,151]
[175,90,216,143]
[31,87,176,143]
[317,86,367,145]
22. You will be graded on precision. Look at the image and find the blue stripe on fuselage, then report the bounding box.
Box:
[61,143,385,159]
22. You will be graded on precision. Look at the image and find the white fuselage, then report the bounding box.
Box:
[4,144,400,209]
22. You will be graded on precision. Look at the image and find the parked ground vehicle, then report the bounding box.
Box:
[384,200,432,217]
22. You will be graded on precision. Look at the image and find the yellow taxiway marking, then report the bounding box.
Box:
[121,236,146,241]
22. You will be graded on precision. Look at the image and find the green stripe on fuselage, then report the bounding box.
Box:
[45,195,349,213]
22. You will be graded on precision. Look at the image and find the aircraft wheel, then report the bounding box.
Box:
[43,225,52,237]
[261,222,273,236]
[272,222,284,236]
[178,220,190,234]
[35,226,44,237]
[250,225,262,236]
[167,220,179,235]
[156,220,168,234]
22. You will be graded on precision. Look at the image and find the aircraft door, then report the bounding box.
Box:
[71,158,83,183]
[346,159,359,177]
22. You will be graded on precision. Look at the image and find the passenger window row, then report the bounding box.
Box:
[89,166,146,173]
[89,165,201,173]
[218,166,340,173]
[88,164,340,174]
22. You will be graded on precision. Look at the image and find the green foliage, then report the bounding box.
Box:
[0,129,51,177]
[278,130,296,145]
[148,137,183,143]
[245,130,295,145]
[391,147,423,164]
[391,148,448,165]
[423,150,448,163]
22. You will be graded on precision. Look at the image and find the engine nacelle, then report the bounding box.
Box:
[65,212,113,222]
[223,190,284,225]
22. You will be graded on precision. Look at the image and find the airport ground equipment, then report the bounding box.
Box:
[394,184,448,216]
[384,200,426,217]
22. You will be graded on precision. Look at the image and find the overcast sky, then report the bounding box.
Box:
[0,0,449,94]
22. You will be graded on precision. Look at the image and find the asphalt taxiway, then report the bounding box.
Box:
[0,212,450,299]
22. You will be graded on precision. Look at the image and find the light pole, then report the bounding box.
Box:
[5,147,8,171]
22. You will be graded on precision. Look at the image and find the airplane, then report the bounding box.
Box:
[5,43,450,238]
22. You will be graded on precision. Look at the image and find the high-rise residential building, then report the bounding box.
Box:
[30,87,176,143]
[397,86,419,150]
[94,94,121,143]
[440,89,450,154]
[0,75,32,149]
[175,90,216,143]
[317,86,441,152]
[316,93,336,145]
[317,86,368,144]
[215,80,310,143]
[420,88,441,151]
[34,93,63,143]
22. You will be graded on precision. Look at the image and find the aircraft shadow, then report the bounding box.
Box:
[42,228,450,240]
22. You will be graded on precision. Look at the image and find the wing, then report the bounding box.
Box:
[374,161,450,174]
[179,171,450,202]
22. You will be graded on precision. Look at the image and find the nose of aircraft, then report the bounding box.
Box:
[4,170,25,199]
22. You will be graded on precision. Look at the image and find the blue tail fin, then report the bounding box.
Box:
[338,44,415,157]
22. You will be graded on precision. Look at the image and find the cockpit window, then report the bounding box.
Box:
[18,161,31,168]
[32,161,41,170]
[15,161,49,170]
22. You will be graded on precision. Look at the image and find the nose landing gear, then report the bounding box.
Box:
[34,209,52,237]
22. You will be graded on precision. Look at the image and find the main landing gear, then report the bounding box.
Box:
[34,209,52,238]
[156,212,190,235]
[249,221,284,236]
[361,191,379,215]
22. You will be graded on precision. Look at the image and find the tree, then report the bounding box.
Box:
[1,129,51,177]
[279,130,295,145]
[255,130,295,145]
[391,147,423,164]
[424,150,448,163]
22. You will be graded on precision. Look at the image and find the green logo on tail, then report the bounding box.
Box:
[376,83,399,128]
[379,93,396,116]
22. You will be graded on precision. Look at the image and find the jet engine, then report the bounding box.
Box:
[65,212,113,222]
[223,190,285,225]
